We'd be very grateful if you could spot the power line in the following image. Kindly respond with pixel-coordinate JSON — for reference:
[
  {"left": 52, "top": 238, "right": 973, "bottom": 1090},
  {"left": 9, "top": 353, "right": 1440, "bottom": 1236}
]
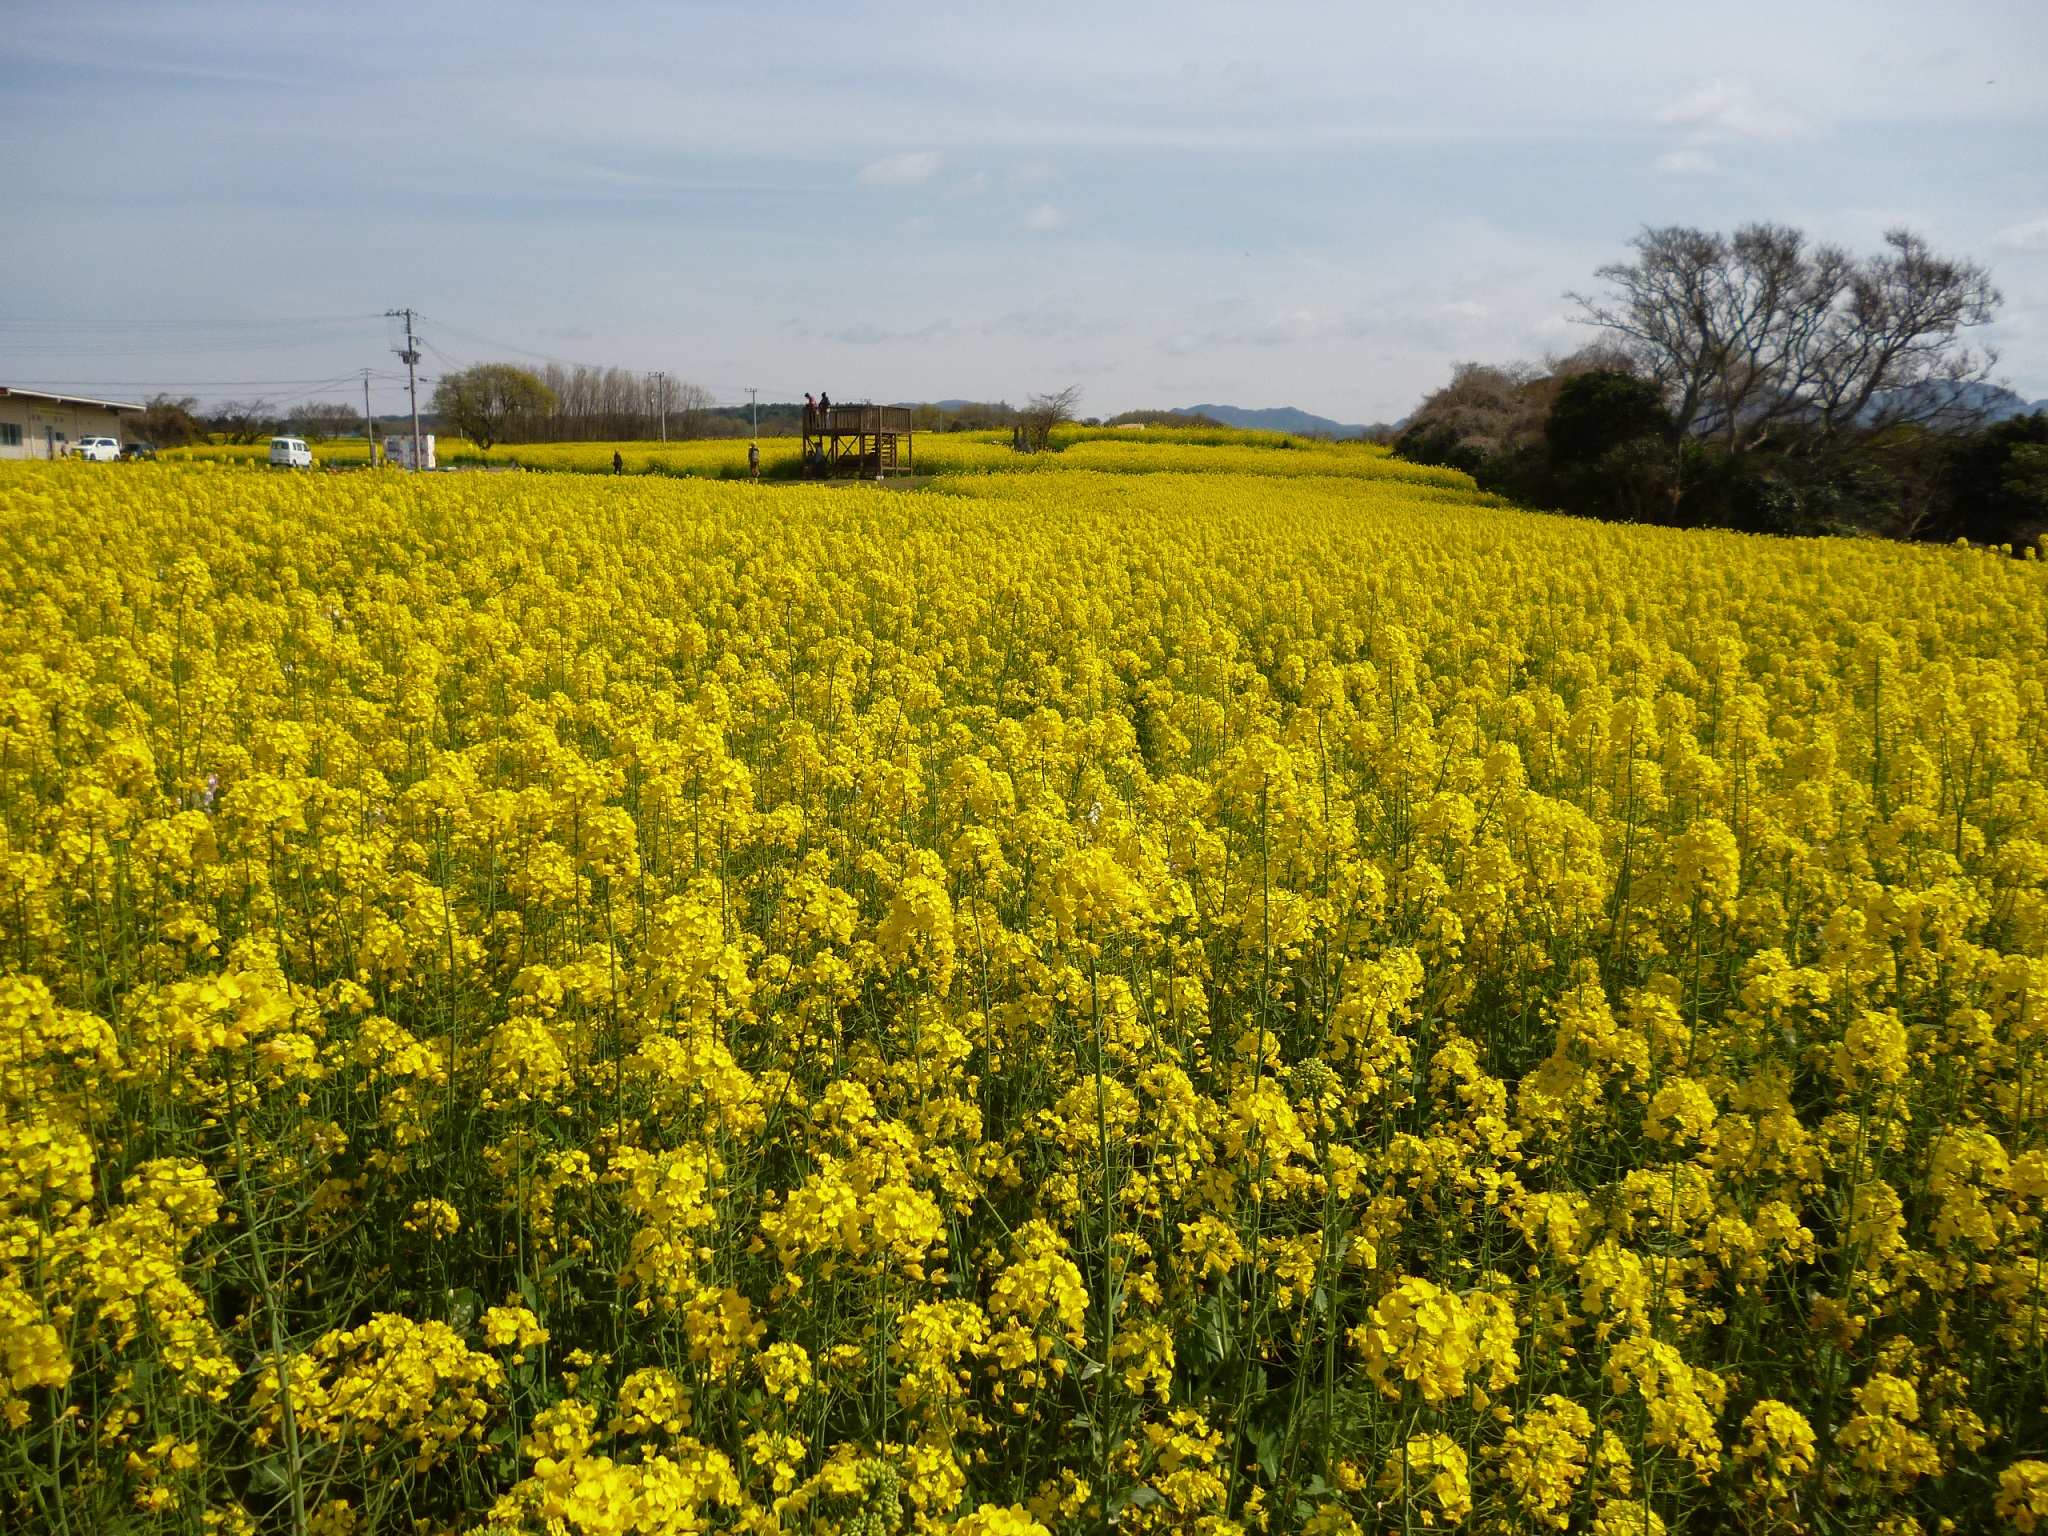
[
  {"left": 1, "top": 375, "right": 405, "bottom": 389},
  {"left": 8, "top": 307, "right": 823, "bottom": 408},
  {"left": 0, "top": 314, "right": 384, "bottom": 331},
  {"left": 409, "top": 312, "right": 812, "bottom": 400}
]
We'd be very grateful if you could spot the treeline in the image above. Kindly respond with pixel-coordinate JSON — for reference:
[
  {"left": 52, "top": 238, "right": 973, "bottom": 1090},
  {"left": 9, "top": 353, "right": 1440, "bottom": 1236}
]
[
  {"left": 129, "top": 396, "right": 368, "bottom": 448},
  {"left": 489, "top": 365, "right": 715, "bottom": 443},
  {"left": 1395, "top": 224, "right": 2048, "bottom": 548},
  {"left": 912, "top": 401, "right": 1020, "bottom": 431}
]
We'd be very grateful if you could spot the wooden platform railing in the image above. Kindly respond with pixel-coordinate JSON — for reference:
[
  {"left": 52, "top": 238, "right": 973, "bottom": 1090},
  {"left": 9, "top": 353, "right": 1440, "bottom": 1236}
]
[{"left": 804, "top": 404, "right": 913, "bottom": 435}]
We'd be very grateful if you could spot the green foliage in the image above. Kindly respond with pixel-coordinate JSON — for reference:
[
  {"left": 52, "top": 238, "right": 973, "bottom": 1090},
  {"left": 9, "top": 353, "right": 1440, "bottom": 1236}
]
[
  {"left": 1545, "top": 371, "right": 1673, "bottom": 470},
  {"left": 430, "top": 364, "right": 558, "bottom": 453}
]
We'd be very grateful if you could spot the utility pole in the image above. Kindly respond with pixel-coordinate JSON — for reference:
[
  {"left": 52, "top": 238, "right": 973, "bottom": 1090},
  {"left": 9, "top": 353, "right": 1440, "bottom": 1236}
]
[
  {"left": 361, "top": 369, "right": 377, "bottom": 467},
  {"left": 653, "top": 371, "right": 668, "bottom": 442},
  {"left": 386, "top": 308, "right": 422, "bottom": 471},
  {"left": 747, "top": 388, "right": 758, "bottom": 441}
]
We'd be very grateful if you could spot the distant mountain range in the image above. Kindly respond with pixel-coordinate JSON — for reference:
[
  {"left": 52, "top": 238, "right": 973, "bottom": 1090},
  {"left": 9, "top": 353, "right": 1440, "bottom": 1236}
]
[
  {"left": 911, "top": 400, "right": 1390, "bottom": 438},
  {"left": 1177, "top": 404, "right": 1375, "bottom": 438},
  {"left": 1866, "top": 382, "right": 2048, "bottom": 426}
]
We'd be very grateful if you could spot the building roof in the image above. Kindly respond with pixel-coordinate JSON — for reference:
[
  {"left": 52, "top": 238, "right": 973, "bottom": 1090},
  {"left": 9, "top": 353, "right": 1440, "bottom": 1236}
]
[{"left": 0, "top": 386, "right": 145, "bottom": 412}]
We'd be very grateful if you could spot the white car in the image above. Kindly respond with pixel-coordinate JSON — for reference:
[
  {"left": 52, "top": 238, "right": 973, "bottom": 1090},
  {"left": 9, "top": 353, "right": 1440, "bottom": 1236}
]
[
  {"left": 269, "top": 436, "right": 314, "bottom": 468},
  {"left": 75, "top": 436, "right": 122, "bottom": 463}
]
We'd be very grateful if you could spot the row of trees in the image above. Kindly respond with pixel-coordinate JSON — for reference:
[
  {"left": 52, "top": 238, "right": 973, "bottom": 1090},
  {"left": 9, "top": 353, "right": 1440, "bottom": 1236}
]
[
  {"left": 135, "top": 371, "right": 1094, "bottom": 457},
  {"left": 481, "top": 363, "right": 715, "bottom": 444},
  {"left": 431, "top": 370, "right": 1092, "bottom": 450},
  {"left": 1396, "top": 224, "right": 2047, "bottom": 546},
  {"left": 427, "top": 364, "right": 723, "bottom": 451},
  {"left": 129, "top": 363, "right": 725, "bottom": 455},
  {"left": 129, "top": 396, "right": 369, "bottom": 448}
]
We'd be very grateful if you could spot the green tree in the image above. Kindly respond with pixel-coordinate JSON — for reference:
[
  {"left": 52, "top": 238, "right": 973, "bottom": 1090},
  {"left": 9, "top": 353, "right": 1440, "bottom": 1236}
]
[
  {"left": 1545, "top": 370, "right": 1672, "bottom": 469},
  {"left": 1939, "top": 413, "right": 2048, "bottom": 545},
  {"left": 430, "top": 364, "right": 557, "bottom": 452}
]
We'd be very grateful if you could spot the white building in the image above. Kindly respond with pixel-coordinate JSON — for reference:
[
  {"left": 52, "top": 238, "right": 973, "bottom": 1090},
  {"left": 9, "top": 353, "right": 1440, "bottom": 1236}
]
[
  {"left": 383, "top": 434, "right": 435, "bottom": 470},
  {"left": 0, "top": 387, "right": 144, "bottom": 459}
]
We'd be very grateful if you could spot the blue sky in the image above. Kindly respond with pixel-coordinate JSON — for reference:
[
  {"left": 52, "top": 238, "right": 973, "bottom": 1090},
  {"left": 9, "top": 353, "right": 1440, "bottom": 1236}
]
[{"left": 4, "top": 0, "right": 2046, "bottom": 423}]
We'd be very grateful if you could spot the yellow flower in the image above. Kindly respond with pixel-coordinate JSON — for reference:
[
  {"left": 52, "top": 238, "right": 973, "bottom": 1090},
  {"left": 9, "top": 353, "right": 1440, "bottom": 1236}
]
[
  {"left": 402, "top": 1197, "right": 460, "bottom": 1239},
  {"left": 1349, "top": 1275, "right": 1518, "bottom": 1405},
  {"left": 1381, "top": 1432, "right": 1470, "bottom": 1526},
  {"left": 1493, "top": 1394, "right": 1592, "bottom": 1530},
  {"left": 1998, "top": 1460, "right": 2048, "bottom": 1532}
]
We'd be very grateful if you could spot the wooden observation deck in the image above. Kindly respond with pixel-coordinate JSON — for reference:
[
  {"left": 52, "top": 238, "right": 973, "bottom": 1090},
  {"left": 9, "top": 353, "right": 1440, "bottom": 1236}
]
[{"left": 802, "top": 403, "right": 914, "bottom": 478}]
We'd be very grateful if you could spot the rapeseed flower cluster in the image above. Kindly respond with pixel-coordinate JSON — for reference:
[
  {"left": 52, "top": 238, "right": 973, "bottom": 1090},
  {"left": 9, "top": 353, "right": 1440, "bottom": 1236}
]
[{"left": 1, "top": 439, "right": 2046, "bottom": 1533}]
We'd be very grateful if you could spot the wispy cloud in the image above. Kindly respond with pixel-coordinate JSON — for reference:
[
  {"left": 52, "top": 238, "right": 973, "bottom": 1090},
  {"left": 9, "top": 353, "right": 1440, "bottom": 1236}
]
[
  {"left": 1999, "top": 214, "right": 2048, "bottom": 252},
  {"left": 1017, "top": 202, "right": 1070, "bottom": 231},
  {"left": 857, "top": 150, "right": 943, "bottom": 186},
  {"left": 984, "top": 301, "right": 1099, "bottom": 342},
  {"left": 950, "top": 170, "right": 989, "bottom": 197},
  {"left": 896, "top": 215, "right": 937, "bottom": 235},
  {"left": 1656, "top": 80, "right": 1813, "bottom": 143},
  {"left": 817, "top": 318, "right": 956, "bottom": 345},
  {"left": 1008, "top": 160, "right": 1058, "bottom": 185},
  {"left": 1655, "top": 147, "right": 1719, "bottom": 175},
  {"left": 1156, "top": 306, "right": 1367, "bottom": 356}
]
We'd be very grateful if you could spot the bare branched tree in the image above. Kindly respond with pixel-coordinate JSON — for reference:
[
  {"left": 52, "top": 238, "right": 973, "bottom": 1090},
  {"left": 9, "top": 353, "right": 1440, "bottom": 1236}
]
[
  {"left": 1811, "top": 230, "right": 2003, "bottom": 437},
  {"left": 208, "top": 400, "right": 279, "bottom": 444},
  {"left": 1573, "top": 224, "right": 2000, "bottom": 457},
  {"left": 670, "top": 382, "right": 715, "bottom": 441},
  {"left": 136, "top": 394, "right": 204, "bottom": 447},
  {"left": 289, "top": 402, "right": 364, "bottom": 442},
  {"left": 1020, "top": 385, "right": 1082, "bottom": 452},
  {"left": 499, "top": 365, "right": 717, "bottom": 441}
]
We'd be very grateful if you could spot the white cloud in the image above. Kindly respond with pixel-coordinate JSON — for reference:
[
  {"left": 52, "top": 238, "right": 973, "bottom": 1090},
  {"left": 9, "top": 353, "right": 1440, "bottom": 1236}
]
[
  {"left": 819, "top": 318, "right": 956, "bottom": 345},
  {"left": 856, "top": 150, "right": 943, "bottom": 186},
  {"left": 1655, "top": 147, "right": 1719, "bottom": 174},
  {"left": 1018, "top": 202, "right": 1070, "bottom": 231},
  {"left": 1008, "top": 160, "right": 1058, "bottom": 185},
  {"left": 950, "top": 170, "right": 989, "bottom": 197},
  {"left": 985, "top": 301, "right": 1094, "bottom": 341},
  {"left": 1656, "top": 80, "right": 1812, "bottom": 143},
  {"left": 896, "top": 215, "right": 937, "bottom": 235},
  {"left": 1154, "top": 306, "right": 1368, "bottom": 355},
  {"left": 1999, "top": 215, "right": 2048, "bottom": 251}
]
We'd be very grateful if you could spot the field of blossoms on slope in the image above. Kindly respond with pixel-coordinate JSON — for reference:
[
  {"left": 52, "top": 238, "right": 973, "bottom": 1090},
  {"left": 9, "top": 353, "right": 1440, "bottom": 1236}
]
[{"left": 3, "top": 442, "right": 2048, "bottom": 1536}]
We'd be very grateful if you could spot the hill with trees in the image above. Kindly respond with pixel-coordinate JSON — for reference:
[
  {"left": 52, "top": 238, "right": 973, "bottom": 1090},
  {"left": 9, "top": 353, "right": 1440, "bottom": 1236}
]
[{"left": 1393, "top": 223, "right": 2047, "bottom": 548}]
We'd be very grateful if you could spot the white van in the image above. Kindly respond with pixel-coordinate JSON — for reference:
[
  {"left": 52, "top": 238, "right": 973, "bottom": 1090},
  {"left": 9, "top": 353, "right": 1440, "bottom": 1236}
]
[
  {"left": 75, "top": 436, "right": 122, "bottom": 463},
  {"left": 269, "top": 436, "right": 313, "bottom": 468}
]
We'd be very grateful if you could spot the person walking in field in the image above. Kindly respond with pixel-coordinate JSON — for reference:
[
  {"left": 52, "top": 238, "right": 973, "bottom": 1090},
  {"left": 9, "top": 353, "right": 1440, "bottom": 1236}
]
[
  {"left": 612, "top": 450, "right": 623, "bottom": 475},
  {"left": 748, "top": 441, "right": 761, "bottom": 481}
]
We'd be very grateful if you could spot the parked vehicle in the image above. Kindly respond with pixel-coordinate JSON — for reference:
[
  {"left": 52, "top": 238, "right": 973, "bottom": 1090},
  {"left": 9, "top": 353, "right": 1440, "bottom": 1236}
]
[
  {"left": 268, "top": 436, "right": 313, "bottom": 468},
  {"left": 75, "top": 437, "right": 122, "bottom": 463},
  {"left": 122, "top": 442, "right": 156, "bottom": 461}
]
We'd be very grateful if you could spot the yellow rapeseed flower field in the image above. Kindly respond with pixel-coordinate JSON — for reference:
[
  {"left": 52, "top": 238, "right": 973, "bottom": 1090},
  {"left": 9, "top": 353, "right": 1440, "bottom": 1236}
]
[{"left": 3, "top": 441, "right": 2047, "bottom": 1535}]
